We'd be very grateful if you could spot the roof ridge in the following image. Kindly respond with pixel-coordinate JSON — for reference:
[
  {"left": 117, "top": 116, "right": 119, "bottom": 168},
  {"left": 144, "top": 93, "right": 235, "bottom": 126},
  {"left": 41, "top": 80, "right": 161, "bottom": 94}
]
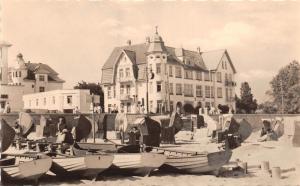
[{"left": 201, "top": 49, "right": 226, "bottom": 53}]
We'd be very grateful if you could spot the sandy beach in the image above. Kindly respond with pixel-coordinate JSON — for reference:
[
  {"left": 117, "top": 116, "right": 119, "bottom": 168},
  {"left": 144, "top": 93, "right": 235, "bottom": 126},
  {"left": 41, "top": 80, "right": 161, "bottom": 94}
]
[{"left": 31, "top": 129, "right": 300, "bottom": 186}]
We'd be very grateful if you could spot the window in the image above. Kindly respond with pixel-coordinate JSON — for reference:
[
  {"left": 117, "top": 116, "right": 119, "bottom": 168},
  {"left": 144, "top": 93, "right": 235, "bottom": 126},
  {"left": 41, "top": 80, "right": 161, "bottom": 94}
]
[
  {"left": 125, "top": 68, "right": 130, "bottom": 77},
  {"left": 157, "top": 82, "right": 162, "bottom": 92},
  {"left": 119, "top": 69, "right": 124, "bottom": 78},
  {"left": 217, "top": 87, "right": 223, "bottom": 98},
  {"left": 169, "top": 83, "right": 173, "bottom": 95},
  {"left": 211, "top": 86, "right": 215, "bottom": 98},
  {"left": 217, "top": 72, "right": 222, "bottom": 82},
  {"left": 204, "top": 72, "right": 210, "bottom": 81},
  {"left": 43, "top": 98, "right": 47, "bottom": 105},
  {"left": 222, "top": 61, "right": 224, "bottom": 69},
  {"left": 156, "top": 55, "right": 160, "bottom": 58},
  {"left": 228, "top": 74, "right": 232, "bottom": 82},
  {"left": 225, "top": 61, "right": 227, "bottom": 70},
  {"left": 39, "top": 87, "right": 45, "bottom": 92},
  {"left": 169, "top": 66, "right": 173, "bottom": 77},
  {"left": 156, "top": 63, "right": 161, "bottom": 74},
  {"left": 127, "top": 102, "right": 131, "bottom": 113},
  {"left": 176, "top": 84, "right": 182, "bottom": 95},
  {"left": 205, "top": 86, "right": 211, "bottom": 98},
  {"left": 19, "top": 71, "right": 21, "bottom": 77},
  {"left": 39, "top": 75, "right": 45, "bottom": 81},
  {"left": 184, "top": 70, "right": 193, "bottom": 79},
  {"left": 0, "top": 94, "right": 8, "bottom": 99},
  {"left": 67, "top": 96, "right": 72, "bottom": 104},
  {"left": 107, "top": 86, "right": 112, "bottom": 99},
  {"left": 196, "top": 85, "right": 202, "bottom": 97},
  {"left": 52, "top": 96, "right": 55, "bottom": 104},
  {"left": 36, "top": 99, "right": 39, "bottom": 106},
  {"left": 126, "top": 85, "right": 130, "bottom": 94},
  {"left": 108, "top": 104, "right": 112, "bottom": 113},
  {"left": 175, "top": 66, "right": 182, "bottom": 78},
  {"left": 120, "top": 85, "right": 125, "bottom": 95},
  {"left": 225, "top": 73, "right": 228, "bottom": 81},
  {"left": 184, "top": 84, "right": 193, "bottom": 97},
  {"left": 196, "top": 72, "right": 202, "bottom": 80}
]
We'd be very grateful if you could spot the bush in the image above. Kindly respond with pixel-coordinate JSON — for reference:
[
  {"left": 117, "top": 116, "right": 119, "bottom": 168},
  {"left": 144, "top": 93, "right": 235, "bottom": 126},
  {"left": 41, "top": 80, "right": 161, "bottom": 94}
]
[{"left": 218, "top": 104, "right": 230, "bottom": 114}]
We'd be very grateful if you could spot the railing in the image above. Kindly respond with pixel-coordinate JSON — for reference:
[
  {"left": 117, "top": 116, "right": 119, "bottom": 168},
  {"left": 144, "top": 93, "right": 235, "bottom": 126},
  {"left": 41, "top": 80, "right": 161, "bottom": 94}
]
[
  {"left": 119, "top": 76, "right": 132, "bottom": 83},
  {"left": 225, "top": 80, "right": 237, "bottom": 86},
  {"left": 120, "top": 94, "right": 131, "bottom": 101}
]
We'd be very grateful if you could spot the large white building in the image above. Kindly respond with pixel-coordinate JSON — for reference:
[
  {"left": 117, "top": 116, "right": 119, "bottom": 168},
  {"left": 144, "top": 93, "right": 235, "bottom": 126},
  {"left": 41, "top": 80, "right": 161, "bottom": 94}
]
[
  {"left": 101, "top": 30, "right": 237, "bottom": 114},
  {"left": 23, "top": 89, "right": 99, "bottom": 113},
  {"left": 0, "top": 41, "right": 65, "bottom": 112}
]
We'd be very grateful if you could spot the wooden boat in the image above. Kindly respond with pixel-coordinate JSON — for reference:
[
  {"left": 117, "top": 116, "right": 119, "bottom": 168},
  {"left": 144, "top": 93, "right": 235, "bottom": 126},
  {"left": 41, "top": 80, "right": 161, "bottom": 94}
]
[
  {"left": 49, "top": 153, "right": 114, "bottom": 179},
  {"left": 77, "top": 141, "right": 231, "bottom": 175},
  {"left": 0, "top": 154, "right": 52, "bottom": 183},
  {"left": 106, "top": 152, "right": 166, "bottom": 176},
  {"left": 156, "top": 148, "right": 232, "bottom": 174},
  {"left": 1, "top": 119, "right": 52, "bottom": 183},
  {"left": 73, "top": 143, "right": 166, "bottom": 176}
]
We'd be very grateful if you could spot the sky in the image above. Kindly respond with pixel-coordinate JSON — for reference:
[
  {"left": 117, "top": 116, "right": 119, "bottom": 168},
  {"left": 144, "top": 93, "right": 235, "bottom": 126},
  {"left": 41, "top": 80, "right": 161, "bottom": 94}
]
[{"left": 2, "top": 1, "right": 300, "bottom": 103}]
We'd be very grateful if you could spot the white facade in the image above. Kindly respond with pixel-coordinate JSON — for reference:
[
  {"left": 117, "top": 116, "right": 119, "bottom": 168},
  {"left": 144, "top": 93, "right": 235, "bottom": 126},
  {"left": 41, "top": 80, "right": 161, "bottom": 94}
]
[
  {"left": 23, "top": 89, "right": 99, "bottom": 113},
  {"left": 0, "top": 42, "right": 64, "bottom": 112},
  {"left": 101, "top": 31, "right": 237, "bottom": 114}
]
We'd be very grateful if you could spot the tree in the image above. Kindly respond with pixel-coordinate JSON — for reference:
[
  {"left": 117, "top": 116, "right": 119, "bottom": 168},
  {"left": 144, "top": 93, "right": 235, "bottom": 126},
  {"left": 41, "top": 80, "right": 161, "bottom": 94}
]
[
  {"left": 236, "top": 82, "right": 258, "bottom": 113},
  {"left": 218, "top": 104, "right": 230, "bottom": 114},
  {"left": 269, "top": 60, "right": 300, "bottom": 113},
  {"left": 74, "top": 81, "right": 104, "bottom": 110}
]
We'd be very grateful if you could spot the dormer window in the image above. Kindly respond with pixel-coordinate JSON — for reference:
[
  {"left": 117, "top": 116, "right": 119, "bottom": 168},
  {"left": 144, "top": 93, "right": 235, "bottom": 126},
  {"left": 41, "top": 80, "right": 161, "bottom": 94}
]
[
  {"left": 150, "top": 55, "right": 154, "bottom": 59},
  {"left": 156, "top": 55, "right": 160, "bottom": 59},
  {"left": 162, "top": 55, "right": 166, "bottom": 59}
]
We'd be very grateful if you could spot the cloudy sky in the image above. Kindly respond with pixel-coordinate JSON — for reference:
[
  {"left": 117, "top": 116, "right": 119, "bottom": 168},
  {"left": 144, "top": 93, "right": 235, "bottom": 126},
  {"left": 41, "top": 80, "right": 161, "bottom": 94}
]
[{"left": 3, "top": 1, "right": 300, "bottom": 102}]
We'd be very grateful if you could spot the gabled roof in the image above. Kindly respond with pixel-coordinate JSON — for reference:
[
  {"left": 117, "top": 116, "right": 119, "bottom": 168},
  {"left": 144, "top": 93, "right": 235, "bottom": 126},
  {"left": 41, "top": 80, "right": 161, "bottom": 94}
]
[
  {"left": 201, "top": 49, "right": 226, "bottom": 70},
  {"left": 24, "top": 63, "right": 65, "bottom": 82},
  {"left": 101, "top": 42, "right": 236, "bottom": 84}
]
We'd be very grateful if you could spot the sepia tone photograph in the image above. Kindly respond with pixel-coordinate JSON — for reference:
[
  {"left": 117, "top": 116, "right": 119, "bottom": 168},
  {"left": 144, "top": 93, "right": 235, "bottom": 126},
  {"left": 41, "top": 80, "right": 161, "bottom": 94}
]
[{"left": 0, "top": 0, "right": 300, "bottom": 185}]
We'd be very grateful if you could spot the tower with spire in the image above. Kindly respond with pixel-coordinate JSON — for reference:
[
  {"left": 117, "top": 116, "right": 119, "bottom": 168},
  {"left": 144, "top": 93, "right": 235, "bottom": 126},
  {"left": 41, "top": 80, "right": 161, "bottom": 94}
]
[{"left": 146, "top": 27, "right": 169, "bottom": 113}]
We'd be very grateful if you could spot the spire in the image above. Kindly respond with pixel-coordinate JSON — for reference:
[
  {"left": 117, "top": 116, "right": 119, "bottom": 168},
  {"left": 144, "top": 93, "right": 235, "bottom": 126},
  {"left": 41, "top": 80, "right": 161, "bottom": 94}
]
[{"left": 147, "top": 27, "right": 167, "bottom": 54}]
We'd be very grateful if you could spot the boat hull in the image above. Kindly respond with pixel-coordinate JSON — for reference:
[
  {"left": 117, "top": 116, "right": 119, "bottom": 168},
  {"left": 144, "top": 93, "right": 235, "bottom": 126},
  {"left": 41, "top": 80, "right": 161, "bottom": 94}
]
[
  {"left": 1, "top": 156, "right": 52, "bottom": 182},
  {"left": 159, "top": 149, "right": 232, "bottom": 174},
  {"left": 105, "top": 153, "right": 166, "bottom": 176},
  {"left": 50, "top": 154, "right": 113, "bottom": 179}
]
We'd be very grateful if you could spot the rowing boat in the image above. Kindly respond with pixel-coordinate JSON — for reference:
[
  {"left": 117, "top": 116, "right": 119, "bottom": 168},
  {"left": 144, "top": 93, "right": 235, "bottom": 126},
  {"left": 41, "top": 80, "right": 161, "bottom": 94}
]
[
  {"left": 73, "top": 143, "right": 166, "bottom": 176},
  {"left": 106, "top": 152, "right": 166, "bottom": 176},
  {"left": 49, "top": 153, "right": 114, "bottom": 179},
  {"left": 0, "top": 154, "right": 52, "bottom": 183},
  {"left": 156, "top": 148, "right": 232, "bottom": 174},
  {"left": 77, "top": 141, "right": 231, "bottom": 175}
]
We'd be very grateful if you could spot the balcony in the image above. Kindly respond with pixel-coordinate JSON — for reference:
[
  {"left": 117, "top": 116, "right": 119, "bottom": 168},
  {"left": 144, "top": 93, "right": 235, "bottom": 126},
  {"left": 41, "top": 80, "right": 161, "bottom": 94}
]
[
  {"left": 119, "top": 76, "right": 133, "bottom": 83},
  {"left": 225, "top": 80, "right": 237, "bottom": 87},
  {"left": 120, "top": 94, "right": 131, "bottom": 101}
]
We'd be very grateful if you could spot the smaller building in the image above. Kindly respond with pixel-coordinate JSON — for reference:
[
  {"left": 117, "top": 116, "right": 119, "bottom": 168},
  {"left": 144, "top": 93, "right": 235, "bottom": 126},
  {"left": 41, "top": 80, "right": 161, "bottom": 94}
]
[{"left": 23, "top": 89, "right": 99, "bottom": 113}]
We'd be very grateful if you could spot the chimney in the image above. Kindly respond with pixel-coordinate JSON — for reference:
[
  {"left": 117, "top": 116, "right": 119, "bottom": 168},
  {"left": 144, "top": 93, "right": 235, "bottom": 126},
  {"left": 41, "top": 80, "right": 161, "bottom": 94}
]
[
  {"left": 197, "top": 47, "right": 201, "bottom": 54},
  {"left": 127, "top": 40, "right": 131, "bottom": 46},
  {"left": 145, "top": 37, "right": 150, "bottom": 44}
]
